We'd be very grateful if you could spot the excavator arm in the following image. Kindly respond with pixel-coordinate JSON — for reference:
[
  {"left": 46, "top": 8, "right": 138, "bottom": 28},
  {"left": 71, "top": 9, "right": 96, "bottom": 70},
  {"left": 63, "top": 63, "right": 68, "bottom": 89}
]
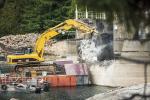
[
  {"left": 35, "top": 19, "right": 95, "bottom": 58},
  {"left": 7, "top": 19, "right": 96, "bottom": 64}
]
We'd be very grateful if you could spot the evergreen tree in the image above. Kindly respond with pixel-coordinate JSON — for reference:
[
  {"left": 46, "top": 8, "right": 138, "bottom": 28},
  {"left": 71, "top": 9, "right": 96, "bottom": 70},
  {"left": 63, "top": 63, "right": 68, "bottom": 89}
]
[
  {"left": 0, "top": 0, "right": 5, "bottom": 8},
  {"left": 21, "top": 0, "right": 75, "bottom": 33},
  {"left": 0, "top": 0, "right": 75, "bottom": 36},
  {"left": 0, "top": 0, "right": 24, "bottom": 36}
]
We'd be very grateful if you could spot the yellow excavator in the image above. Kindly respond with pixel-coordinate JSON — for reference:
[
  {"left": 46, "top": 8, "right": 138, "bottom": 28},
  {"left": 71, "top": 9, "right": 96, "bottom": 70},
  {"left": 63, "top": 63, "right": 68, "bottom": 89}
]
[{"left": 7, "top": 19, "right": 96, "bottom": 71}]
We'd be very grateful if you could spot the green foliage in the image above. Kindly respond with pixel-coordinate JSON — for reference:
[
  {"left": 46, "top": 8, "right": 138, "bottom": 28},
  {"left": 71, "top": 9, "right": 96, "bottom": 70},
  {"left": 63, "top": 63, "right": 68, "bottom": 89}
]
[
  {"left": 0, "top": 0, "right": 24, "bottom": 36},
  {"left": 0, "top": 0, "right": 5, "bottom": 8},
  {"left": 0, "top": 0, "right": 75, "bottom": 37}
]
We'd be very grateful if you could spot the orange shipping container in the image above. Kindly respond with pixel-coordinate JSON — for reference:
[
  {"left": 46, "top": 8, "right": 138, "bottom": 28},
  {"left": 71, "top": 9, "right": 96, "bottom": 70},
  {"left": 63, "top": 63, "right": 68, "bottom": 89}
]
[
  {"left": 46, "top": 75, "right": 58, "bottom": 87},
  {"left": 45, "top": 75, "right": 77, "bottom": 87},
  {"left": 70, "top": 76, "right": 77, "bottom": 86},
  {"left": 58, "top": 75, "right": 70, "bottom": 86}
]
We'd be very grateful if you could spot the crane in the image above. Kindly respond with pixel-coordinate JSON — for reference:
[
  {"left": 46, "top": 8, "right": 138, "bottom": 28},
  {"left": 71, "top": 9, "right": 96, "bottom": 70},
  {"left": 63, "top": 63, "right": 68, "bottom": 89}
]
[{"left": 7, "top": 19, "right": 96, "bottom": 71}]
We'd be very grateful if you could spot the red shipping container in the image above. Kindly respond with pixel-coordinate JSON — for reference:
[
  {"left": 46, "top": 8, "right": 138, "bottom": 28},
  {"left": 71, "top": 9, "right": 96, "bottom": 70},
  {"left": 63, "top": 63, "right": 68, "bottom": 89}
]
[
  {"left": 46, "top": 75, "right": 58, "bottom": 87},
  {"left": 58, "top": 75, "right": 70, "bottom": 86},
  {"left": 45, "top": 75, "right": 77, "bottom": 87},
  {"left": 70, "top": 76, "right": 77, "bottom": 86}
]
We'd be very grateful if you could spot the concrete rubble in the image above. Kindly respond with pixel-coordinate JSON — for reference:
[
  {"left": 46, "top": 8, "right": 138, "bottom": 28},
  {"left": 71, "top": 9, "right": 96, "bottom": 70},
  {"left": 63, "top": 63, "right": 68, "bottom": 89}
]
[
  {"left": 87, "top": 83, "right": 150, "bottom": 100},
  {"left": 0, "top": 33, "right": 39, "bottom": 49},
  {"left": 0, "top": 33, "right": 76, "bottom": 57},
  {"left": 79, "top": 39, "right": 106, "bottom": 62}
]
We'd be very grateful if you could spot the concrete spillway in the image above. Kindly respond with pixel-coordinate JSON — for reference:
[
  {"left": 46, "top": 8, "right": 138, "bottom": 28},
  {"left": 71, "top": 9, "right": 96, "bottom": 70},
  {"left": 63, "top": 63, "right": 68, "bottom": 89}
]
[
  {"left": 90, "top": 60, "right": 150, "bottom": 87},
  {"left": 89, "top": 40, "right": 150, "bottom": 87}
]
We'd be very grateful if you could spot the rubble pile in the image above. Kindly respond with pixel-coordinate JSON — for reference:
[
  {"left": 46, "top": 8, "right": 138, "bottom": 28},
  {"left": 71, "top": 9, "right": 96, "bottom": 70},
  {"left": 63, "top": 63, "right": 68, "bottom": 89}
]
[
  {"left": 0, "top": 33, "right": 39, "bottom": 49},
  {"left": 0, "top": 34, "right": 75, "bottom": 57}
]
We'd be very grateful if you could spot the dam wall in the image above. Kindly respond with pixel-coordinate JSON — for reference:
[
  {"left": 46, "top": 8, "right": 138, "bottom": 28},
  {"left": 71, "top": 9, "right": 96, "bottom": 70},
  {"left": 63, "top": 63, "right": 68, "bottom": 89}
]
[{"left": 90, "top": 40, "right": 150, "bottom": 86}]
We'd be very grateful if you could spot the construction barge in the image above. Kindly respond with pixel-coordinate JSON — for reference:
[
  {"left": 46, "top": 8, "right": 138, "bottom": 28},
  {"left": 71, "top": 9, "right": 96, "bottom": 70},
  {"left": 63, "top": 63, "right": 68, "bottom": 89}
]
[{"left": 0, "top": 60, "right": 91, "bottom": 92}]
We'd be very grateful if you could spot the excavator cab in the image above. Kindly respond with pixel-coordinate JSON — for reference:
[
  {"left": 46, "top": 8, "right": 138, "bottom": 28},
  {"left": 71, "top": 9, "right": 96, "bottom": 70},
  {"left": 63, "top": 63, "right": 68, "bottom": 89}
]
[
  {"left": 14, "top": 47, "right": 33, "bottom": 55},
  {"left": 24, "top": 47, "right": 33, "bottom": 54}
]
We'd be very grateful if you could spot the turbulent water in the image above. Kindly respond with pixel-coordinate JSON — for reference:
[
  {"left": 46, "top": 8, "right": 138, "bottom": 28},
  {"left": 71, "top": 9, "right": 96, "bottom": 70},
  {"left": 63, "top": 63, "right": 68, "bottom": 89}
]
[
  {"left": 78, "top": 39, "right": 106, "bottom": 62},
  {"left": 78, "top": 33, "right": 114, "bottom": 63}
]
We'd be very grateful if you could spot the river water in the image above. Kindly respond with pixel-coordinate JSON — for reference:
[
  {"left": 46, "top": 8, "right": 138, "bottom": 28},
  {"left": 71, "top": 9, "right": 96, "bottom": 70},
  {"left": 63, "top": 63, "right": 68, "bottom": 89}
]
[{"left": 0, "top": 85, "right": 115, "bottom": 100}]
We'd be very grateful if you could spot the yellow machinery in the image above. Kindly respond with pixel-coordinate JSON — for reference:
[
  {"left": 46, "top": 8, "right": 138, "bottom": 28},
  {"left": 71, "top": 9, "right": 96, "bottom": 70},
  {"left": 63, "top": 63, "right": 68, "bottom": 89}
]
[{"left": 7, "top": 19, "right": 95, "bottom": 71}]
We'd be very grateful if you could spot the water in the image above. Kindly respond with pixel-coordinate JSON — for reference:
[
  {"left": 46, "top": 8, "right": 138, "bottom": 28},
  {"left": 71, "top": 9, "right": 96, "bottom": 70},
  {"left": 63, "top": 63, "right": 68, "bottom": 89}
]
[{"left": 0, "top": 86, "right": 114, "bottom": 100}]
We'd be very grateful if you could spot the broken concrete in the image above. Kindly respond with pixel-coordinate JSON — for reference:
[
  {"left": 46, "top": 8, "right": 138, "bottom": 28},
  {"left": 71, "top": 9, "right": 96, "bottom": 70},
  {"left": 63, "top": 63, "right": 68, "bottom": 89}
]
[
  {"left": 0, "top": 33, "right": 39, "bottom": 49},
  {"left": 0, "top": 34, "right": 78, "bottom": 58}
]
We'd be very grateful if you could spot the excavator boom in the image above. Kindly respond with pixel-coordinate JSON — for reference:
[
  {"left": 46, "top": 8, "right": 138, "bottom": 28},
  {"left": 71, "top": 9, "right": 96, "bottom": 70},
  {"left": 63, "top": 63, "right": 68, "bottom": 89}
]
[{"left": 35, "top": 19, "right": 95, "bottom": 58}]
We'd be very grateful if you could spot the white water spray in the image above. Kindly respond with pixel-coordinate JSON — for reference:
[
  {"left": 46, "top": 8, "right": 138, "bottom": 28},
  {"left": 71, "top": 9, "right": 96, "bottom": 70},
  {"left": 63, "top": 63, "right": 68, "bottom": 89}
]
[{"left": 78, "top": 38, "right": 107, "bottom": 63}]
